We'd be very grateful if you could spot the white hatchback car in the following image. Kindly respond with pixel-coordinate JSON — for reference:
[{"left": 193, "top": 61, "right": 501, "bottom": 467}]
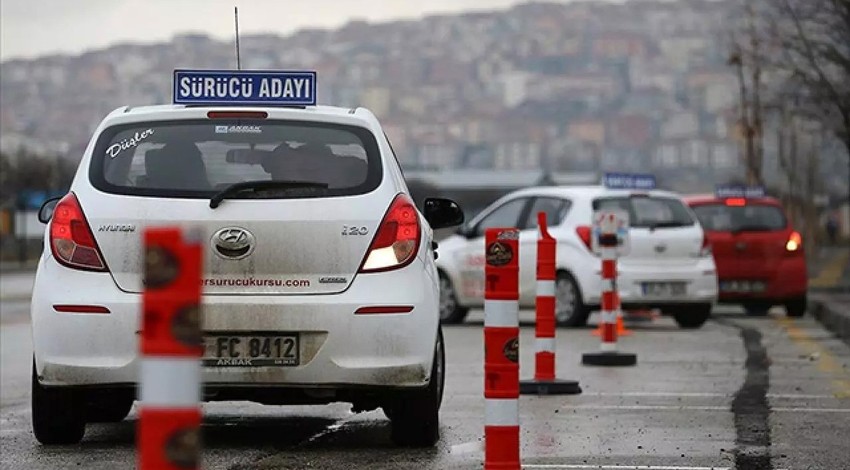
[
  {"left": 31, "top": 86, "right": 463, "bottom": 446},
  {"left": 437, "top": 185, "right": 718, "bottom": 328}
]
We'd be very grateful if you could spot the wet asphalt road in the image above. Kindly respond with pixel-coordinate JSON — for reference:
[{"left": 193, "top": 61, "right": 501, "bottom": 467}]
[{"left": 2, "top": 301, "right": 850, "bottom": 470}]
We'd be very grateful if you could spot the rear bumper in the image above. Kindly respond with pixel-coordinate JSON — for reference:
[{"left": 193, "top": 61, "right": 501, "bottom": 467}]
[
  {"left": 32, "top": 255, "right": 439, "bottom": 389},
  {"left": 716, "top": 256, "right": 807, "bottom": 302},
  {"left": 581, "top": 257, "right": 718, "bottom": 307}
]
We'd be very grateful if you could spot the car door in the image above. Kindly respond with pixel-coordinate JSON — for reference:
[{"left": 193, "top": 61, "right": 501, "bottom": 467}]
[
  {"left": 516, "top": 197, "right": 571, "bottom": 307},
  {"left": 455, "top": 197, "right": 532, "bottom": 307}
]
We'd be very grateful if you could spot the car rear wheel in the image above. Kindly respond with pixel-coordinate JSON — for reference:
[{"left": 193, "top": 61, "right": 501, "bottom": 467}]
[
  {"left": 744, "top": 303, "right": 771, "bottom": 316},
  {"left": 438, "top": 271, "right": 469, "bottom": 324},
  {"left": 386, "top": 327, "right": 444, "bottom": 447},
  {"left": 555, "top": 272, "right": 590, "bottom": 327},
  {"left": 32, "top": 361, "right": 86, "bottom": 445},
  {"left": 785, "top": 296, "right": 806, "bottom": 317},
  {"left": 672, "top": 304, "right": 712, "bottom": 329}
]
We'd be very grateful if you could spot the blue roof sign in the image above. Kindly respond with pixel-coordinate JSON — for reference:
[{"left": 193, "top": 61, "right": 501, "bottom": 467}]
[
  {"left": 715, "top": 185, "right": 765, "bottom": 199},
  {"left": 602, "top": 172, "right": 656, "bottom": 190},
  {"left": 173, "top": 70, "right": 317, "bottom": 106}
]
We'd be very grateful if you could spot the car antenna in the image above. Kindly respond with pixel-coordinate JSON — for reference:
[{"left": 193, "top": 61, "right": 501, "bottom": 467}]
[{"left": 234, "top": 6, "right": 242, "bottom": 70}]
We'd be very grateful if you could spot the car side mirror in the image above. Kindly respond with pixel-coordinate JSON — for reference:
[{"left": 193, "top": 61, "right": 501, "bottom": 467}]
[
  {"left": 38, "top": 197, "right": 61, "bottom": 224},
  {"left": 423, "top": 197, "right": 464, "bottom": 229}
]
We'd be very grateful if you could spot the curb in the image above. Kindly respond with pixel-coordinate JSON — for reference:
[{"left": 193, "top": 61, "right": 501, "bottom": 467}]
[{"left": 810, "top": 295, "right": 850, "bottom": 347}]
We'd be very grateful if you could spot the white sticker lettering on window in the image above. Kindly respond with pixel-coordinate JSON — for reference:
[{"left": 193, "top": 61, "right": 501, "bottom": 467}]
[{"left": 106, "top": 129, "right": 155, "bottom": 159}]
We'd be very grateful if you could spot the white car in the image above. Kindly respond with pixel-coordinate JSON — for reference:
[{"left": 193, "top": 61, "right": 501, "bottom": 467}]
[
  {"left": 31, "top": 71, "right": 463, "bottom": 446},
  {"left": 436, "top": 185, "right": 718, "bottom": 328}
]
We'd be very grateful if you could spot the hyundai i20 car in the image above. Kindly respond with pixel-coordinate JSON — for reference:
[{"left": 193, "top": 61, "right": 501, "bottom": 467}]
[
  {"left": 437, "top": 186, "right": 718, "bottom": 329},
  {"left": 685, "top": 194, "right": 807, "bottom": 316},
  {"left": 31, "top": 75, "right": 464, "bottom": 446}
]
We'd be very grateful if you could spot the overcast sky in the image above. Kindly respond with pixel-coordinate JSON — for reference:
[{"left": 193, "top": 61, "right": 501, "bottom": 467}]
[{"left": 0, "top": 0, "right": 587, "bottom": 61}]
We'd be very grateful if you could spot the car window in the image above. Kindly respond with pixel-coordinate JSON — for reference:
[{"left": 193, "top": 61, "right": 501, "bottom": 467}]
[
  {"left": 692, "top": 204, "right": 787, "bottom": 232},
  {"left": 521, "top": 197, "right": 570, "bottom": 230},
  {"left": 90, "top": 119, "right": 382, "bottom": 199},
  {"left": 473, "top": 198, "right": 528, "bottom": 237},
  {"left": 593, "top": 196, "right": 695, "bottom": 228}
]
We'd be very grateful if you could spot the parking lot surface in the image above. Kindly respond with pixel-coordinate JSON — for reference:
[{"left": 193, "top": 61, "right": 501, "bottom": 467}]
[{"left": 2, "top": 299, "right": 849, "bottom": 469}]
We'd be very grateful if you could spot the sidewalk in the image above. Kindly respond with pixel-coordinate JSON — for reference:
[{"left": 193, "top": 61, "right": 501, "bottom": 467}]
[
  {"left": 808, "top": 245, "right": 850, "bottom": 293},
  {"left": 810, "top": 293, "right": 850, "bottom": 347}
]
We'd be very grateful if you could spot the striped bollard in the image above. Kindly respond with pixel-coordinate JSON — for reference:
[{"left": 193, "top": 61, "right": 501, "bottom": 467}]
[
  {"left": 520, "top": 212, "right": 581, "bottom": 395},
  {"left": 582, "top": 213, "right": 637, "bottom": 367},
  {"left": 139, "top": 228, "right": 204, "bottom": 470},
  {"left": 484, "top": 228, "right": 520, "bottom": 470}
]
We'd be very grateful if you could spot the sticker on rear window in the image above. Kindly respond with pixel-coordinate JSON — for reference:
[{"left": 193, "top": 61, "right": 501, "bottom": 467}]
[
  {"left": 105, "top": 128, "right": 154, "bottom": 158},
  {"left": 215, "top": 125, "right": 262, "bottom": 134}
]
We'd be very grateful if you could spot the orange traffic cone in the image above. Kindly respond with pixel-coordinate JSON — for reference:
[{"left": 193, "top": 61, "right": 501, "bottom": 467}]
[
  {"left": 616, "top": 312, "right": 632, "bottom": 336},
  {"left": 591, "top": 321, "right": 603, "bottom": 336}
]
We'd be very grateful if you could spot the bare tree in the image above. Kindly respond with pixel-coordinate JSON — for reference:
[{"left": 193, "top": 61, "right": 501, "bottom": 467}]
[
  {"left": 728, "top": 2, "right": 767, "bottom": 186},
  {"left": 766, "top": 0, "right": 850, "bottom": 181}
]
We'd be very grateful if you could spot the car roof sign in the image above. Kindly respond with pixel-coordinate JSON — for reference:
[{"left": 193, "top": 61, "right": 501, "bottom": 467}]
[
  {"left": 715, "top": 185, "right": 765, "bottom": 199},
  {"left": 173, "top": 69, "right": 317, "bottom": 106},
  {"left": 602, "top": 172, "right": 656, "bottom": 190}
]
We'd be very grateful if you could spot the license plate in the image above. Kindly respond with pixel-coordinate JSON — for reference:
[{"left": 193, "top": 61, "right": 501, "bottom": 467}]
[
  {"left": 203, "top": 334, "right": 299, "bottom": 367},
  {"left": 720, "top": 280, "right": 766, "bottom": 293},
  {"left": 641, "top": 282, "right": 686, "bottom": 297}
]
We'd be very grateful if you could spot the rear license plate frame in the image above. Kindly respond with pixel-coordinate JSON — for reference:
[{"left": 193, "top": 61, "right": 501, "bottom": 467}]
[
  {"left": 720, "top": 280, "right": 766, "bottom": 293},
  {"left": 641, "top": 282, "right": 687, "bottom": 297},
  {"left": 203, "top": 333, "right": 300, "bottom": 367}
]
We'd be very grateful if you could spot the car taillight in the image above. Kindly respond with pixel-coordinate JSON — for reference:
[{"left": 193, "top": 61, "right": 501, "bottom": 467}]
[
  {"left": 49, "top": 193, "right": 108, "bottom": 272},
  {"left": 699, "top": 234, "right": 712, "bottom": 257},
  {"left": 786, "top": 231, "right": 802, "bottom": 252},
  {"left": 576, "top": 225, "right": 593, "bottom": 252},
  {"left": 359, "top": 194, "right": 421, "bottom": 273}
]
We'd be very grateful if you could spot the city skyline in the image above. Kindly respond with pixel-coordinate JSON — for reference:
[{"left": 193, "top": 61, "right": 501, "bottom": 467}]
[{"left": 0, "top": 0, "right": 595, "bottom": 61}]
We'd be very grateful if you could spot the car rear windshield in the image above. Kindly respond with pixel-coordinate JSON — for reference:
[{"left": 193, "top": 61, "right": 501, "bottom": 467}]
[
  {"left": 592, "top": 196, "right": 695, "bottom": 229},
  {"left": 692, "top": 203, "right": 787, "bottom": 232},
  {"left": 89, "top": 119, "right": 382, "bottom": 199}
]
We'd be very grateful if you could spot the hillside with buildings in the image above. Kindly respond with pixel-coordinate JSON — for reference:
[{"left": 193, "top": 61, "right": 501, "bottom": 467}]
[{"left": 0, "top": 0, "right": 847, "bottom": 197}]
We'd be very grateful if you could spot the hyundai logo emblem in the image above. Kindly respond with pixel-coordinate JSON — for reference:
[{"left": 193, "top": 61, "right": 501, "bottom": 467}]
[
  {"left": 212, "top": 227, "right": 255, "bottom": 260},
  {"left": 654, "top": 243, "right": 667, "bottom": 254}
]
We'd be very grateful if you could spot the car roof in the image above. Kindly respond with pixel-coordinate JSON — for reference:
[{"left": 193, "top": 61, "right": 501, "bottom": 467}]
[
  {"left": 682, "top": 194, "right": 783, "bottom": 206},
  {"left": 506, "top": 185, "right": 686, "bottom": 201}
]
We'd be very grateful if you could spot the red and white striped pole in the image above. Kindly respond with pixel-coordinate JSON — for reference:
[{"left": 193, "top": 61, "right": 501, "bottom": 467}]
[
  {"left": 582, "top": 213, "right": 636, "bottom": 367},
  {"left": 484, "top": 227, "right": 520, "bottom": 470},
  {"left": 520, "top": 212, "right": 581, "bottom": 395},
  {"left": 138, "top": 227, "right": 203, "bottom": 470}
]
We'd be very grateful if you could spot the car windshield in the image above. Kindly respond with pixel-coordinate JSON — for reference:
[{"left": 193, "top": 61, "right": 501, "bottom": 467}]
[
  {"left": 90, "top": 119, "right": 382, "bottom": 199},
  {"left": 592, "top": 196, "right": 695, "bottom": 229},
  {"left": 692, "top": 203, "right": 787, "bottom": 232}
]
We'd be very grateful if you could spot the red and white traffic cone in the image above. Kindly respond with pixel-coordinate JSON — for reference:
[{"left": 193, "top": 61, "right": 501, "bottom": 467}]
[
  {"left": 520, "top": 212, "right": 581, "bottom": 395},
  {"left": 484, "top": 227, "right": 520, "bottom": 470},
  {"left": 582, "top": 228, "right": 636, "bottom": 367},
  {"left": 138, "top": 227, "right": 204, "bottom": 470}
]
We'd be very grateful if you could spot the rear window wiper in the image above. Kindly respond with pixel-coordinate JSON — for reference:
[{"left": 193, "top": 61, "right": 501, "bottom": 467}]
[
  {"left": 209, "top": 180, "right": 329, "bottom": 209},
  {"left": 643, "top": 221, "right": 692, "bottom": 231}
]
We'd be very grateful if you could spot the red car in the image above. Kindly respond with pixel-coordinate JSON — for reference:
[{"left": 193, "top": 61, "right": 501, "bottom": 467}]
[{"left": 685, "top": 194, "right": 807, "bottom": 316}]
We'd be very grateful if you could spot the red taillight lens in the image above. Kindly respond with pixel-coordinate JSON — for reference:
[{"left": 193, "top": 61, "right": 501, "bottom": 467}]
[
  {"left": 359, "top": 194, "right": 421, "bottom": 273},
  {"left": 206, "top": 111, "right": 268, "bottom": 119},
  {"left": 49, "top": 193, "right": 108, "bottom": 271},
  {"left": 576, "top": 225, "right": 593, "bottom": 252},
  {"left": 786, "top": 231, "right": 802, "bottom": 252},
  {"left": 725, "top": 198, "right": 746, "bottom": 206}
]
